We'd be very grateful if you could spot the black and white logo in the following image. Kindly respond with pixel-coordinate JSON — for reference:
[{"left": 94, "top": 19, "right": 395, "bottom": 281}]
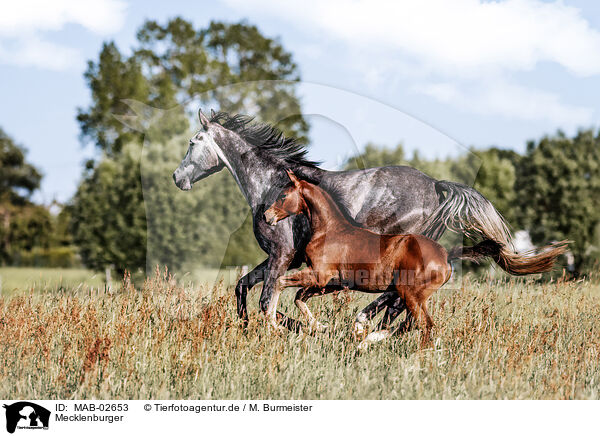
[{"left": 3, "top": 402, "right": 50, "bottom": 433}]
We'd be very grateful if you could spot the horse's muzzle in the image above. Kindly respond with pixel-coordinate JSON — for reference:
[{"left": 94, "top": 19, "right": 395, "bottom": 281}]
[{"left": 173, "top": 172, "right": 192, "bottom": 191}]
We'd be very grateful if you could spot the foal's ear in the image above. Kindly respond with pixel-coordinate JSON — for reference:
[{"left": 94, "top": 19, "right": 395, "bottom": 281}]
[
  {"left": 198, "top": 108, "right": 209, "bottom": 130},
  {"left": 286, "top": 169, "right": 300, "bottom": 185},
  {"left": 210, "top": 109, "right": 216, "bottom": 118}
]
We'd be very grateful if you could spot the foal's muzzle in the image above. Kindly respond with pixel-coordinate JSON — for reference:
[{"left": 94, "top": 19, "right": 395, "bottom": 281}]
[{"left": 264, "top": 208, "right": 279, "bottom": 226}]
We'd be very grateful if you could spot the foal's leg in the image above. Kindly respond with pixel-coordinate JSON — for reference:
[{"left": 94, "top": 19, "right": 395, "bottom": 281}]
[
  {"left": 399, "top": 294, "right": 434, "bottom": 347},
  {"left": 267, "top": 268, "right": 317, "bottom": 334},
  {"left": 295, "top": 287, "right": 334, "bottom": 333}
]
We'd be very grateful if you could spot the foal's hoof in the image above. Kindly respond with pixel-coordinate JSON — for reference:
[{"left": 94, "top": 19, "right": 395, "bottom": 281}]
[{"left": 268, "top": 322, "right": 288, "bottom": 336}]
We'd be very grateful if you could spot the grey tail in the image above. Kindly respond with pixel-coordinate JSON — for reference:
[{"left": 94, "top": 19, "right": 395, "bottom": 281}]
[{"left": 424, "top": 180, "right": 568, "bottom": 275}]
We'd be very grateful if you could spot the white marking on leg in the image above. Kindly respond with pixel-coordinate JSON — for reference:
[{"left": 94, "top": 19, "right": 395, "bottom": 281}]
[{"left": 358, "top": 329, "right": 392, "bottom": 350}]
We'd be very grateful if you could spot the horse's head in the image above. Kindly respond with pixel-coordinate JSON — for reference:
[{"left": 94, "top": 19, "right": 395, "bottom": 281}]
[
  {"left": 264, "top": 170, "right": 306, "bottom": 225},
  {"left": 173, "top": 109, "right": 225, "bottom": 190}
]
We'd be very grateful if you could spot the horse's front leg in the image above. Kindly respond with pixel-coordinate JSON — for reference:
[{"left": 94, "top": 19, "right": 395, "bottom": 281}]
[
  {"left": 259, "top": 245, "right": 297, "bottom": 330},
  {"left": 234, "top": 259, "right": 268, "bottom": 327}
]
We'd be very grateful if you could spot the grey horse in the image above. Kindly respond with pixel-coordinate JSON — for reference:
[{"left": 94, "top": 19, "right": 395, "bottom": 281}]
[{"left": 173, "top": 109, "right": 565, "bottom": 333}]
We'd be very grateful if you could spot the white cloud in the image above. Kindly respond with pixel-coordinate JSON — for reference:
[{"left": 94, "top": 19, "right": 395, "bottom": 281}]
[
  {"left": 0, "top": 0, "right": 127, "bottom": 70},
  {"left": 0, "top": 36, "right": 79, "bottom": 70},
  {"left": 413, "top": 83, "right": 460, "bottom": 104},
  {"left": 0, "top": 0, "right": 127, "bottom": 36},
  {"left": 222, "top": 0, "right": 598, "bottom": 125},
  {"left": 223, "top": 0, "right": 600, "bottom": 77},
  {"left": 414, "top": 79, "right": 594, "bottom": 125}
]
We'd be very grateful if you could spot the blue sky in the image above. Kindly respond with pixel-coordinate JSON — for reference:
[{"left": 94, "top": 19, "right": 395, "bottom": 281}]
[{"left": 1, "top": 0, "right": 599, "bottom": 203}]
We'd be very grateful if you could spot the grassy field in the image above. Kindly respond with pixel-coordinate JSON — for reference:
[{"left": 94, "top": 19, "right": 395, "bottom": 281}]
[
  {"left": 0, "top": 267, "right": 238, "bottom": 297},
  {"left": 0, "top": 267, "right": 105, "bottom": 295},
  {"left": 0, "top": 268, "right": 599, "bottom": 399}
]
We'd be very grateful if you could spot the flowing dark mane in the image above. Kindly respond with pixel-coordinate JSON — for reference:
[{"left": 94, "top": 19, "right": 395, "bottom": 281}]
[{"left": 209, "top": 111, "right": 320, "bottom": 168}]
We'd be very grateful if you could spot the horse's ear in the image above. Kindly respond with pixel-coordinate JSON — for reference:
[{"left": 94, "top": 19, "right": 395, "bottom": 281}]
[
  {"left": 198, "top": 108, "right": 209, "bottom": 130},
  {"left": 286, "top": 169, "right": 300, "bottom": 185},
  {"left": 210, "top": 109, "right": 216, "bottom": 118}
]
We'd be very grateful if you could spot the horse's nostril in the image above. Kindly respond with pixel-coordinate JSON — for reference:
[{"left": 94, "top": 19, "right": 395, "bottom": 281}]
[{"left": 172, "top": 172, "right": 178, "bottom": 183}]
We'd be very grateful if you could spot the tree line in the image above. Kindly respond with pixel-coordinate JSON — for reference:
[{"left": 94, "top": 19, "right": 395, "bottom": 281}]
[{"left": 0, "top": 17, "right": 598, "bottom": 275}]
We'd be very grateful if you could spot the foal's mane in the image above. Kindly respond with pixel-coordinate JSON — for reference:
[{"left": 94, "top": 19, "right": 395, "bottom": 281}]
[{"left": 209, "top": 111, "right": 320, "bottom": 168}]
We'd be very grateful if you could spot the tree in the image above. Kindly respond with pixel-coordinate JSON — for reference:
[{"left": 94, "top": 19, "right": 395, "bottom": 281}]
[
  {"left": 72, "top": 18, "right": 306, "bottom": 273},
  {"left": 76, "top": 42, "right": 150, "bottom": 156},
  {"left": 344, "top": 142, "right": 406, "bottom": 170},
  {"left": 70, "top": 144, "right": 147, "bottom": 274},
  {"left": 518, "top": 130, "right": 600, "bottom": 270},
  {"left": 77, "top": 18, "right": 308, "bottom": 157},
  {"left": 0, "top": 128, "right": 51, "bottom": 263},
  {"left": 0, "top": 128, "right": 41, "bottom": 203}
]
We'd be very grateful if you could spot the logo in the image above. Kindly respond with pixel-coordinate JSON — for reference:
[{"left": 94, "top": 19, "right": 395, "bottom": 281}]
[{"left": 2, "top": 402, "right": 50, "bottom": 433}]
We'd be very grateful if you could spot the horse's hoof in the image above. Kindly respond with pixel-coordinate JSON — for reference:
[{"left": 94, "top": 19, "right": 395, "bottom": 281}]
[
  {"left": 362, "top": 329, "right": 392, "bottom": 345},
  {"left": 315, "top": 322, "right": 329, "bottom": 333},
  {"left": 353, "top": 322, "right": 366, "bottom": 341},
  {"left": 357, "top": 340, "right": 370, "bottom": 351}
]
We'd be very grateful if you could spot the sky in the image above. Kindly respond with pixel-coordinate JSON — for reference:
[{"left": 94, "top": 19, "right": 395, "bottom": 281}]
[{"left": 1, "top": 0, "right": 599, "bottom": 203}]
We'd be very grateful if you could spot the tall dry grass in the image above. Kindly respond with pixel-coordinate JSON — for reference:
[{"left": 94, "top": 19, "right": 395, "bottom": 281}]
[{"left": 0, "top": 267, "right": 599, "bottom": 399}]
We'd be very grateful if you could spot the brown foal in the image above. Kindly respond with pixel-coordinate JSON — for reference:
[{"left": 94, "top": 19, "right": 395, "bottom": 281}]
[
  {"left": 264, "top": 171, "right": 568, "bottom": 346},
  {"left": 264, "top": 170, "right": 459, "bottom": 345}
]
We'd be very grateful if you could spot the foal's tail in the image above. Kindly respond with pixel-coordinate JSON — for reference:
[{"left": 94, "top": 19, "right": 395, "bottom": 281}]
[
  {"left": 447, "top": 239, "right": 568, "bottom": 274},
  {"left": 424, "top": 181, "right": 568, "bottom": 275}
]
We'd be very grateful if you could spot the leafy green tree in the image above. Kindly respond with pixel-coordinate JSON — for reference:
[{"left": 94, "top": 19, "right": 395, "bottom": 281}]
[
  {"left": 76, "top": 42, "right": 150, "bottom": 156},
  {"left": 344, "top": 142, "right": 406, "bottom": 169},
  {"left": 0, "top": 128, "right": 51, "bottom": 263},
  {"left": 70, "top": 144, "right": 147, "bottom": 274},
  {"left": 77, "top": 18, "right": 308, "bottom": 157},
  {"left": 518, "top": 130, "right": 600, "bottom": 270},
  {"left": 72, "top": 18, "right": 305, "bottom": 273},
  {"left": 0, "top": 128, "right": 41, "bottom": 203}
]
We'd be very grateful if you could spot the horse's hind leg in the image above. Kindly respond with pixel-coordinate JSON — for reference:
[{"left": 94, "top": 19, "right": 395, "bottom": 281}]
[
  {"left": 376, "top": 298, "right": 406, "bottom": 330},
  {"left": 295, "top": 287, "right": 334, "bottom": 333},
  {"left": 353, "top": 291, "right": 397, "bottom": 339}
]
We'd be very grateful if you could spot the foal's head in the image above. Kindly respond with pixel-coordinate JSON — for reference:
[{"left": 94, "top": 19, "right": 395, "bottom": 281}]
[{"left": 264, "top": 170, "right": 306, "bottom": 225}]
